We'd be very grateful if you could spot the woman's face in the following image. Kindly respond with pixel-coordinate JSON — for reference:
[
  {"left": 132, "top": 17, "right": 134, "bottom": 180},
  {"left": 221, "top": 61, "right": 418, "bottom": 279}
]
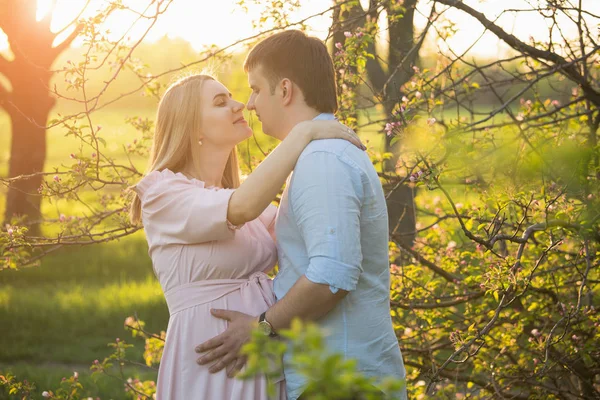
[{"left": 199, "top": 80, "right": 252, "bottom": 148}]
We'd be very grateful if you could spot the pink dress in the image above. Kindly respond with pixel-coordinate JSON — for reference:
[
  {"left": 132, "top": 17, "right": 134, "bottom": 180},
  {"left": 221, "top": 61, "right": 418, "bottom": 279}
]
[{"left": 135, "top": 169, "right": 286, "bottom": 400}]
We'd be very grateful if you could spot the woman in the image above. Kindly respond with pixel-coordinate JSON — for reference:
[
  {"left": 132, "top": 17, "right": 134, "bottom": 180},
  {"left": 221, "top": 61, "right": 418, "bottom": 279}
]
[{"left": 130, "top": 74, "right": 361, "bottom": 399}]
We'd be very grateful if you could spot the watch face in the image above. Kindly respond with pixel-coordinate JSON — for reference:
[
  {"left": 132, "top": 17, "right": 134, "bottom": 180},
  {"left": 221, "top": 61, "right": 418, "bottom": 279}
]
[{"left": 258, "top": 321, "right": 272, "bottom": 336}]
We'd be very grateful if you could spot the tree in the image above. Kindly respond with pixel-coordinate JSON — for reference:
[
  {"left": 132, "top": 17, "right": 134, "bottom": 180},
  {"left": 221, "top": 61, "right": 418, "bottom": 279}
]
[
  {"left": 330, "top": 0, "right": 436, "bottom": 247},
  {"left": 331, "top": 0, "right": 599, "bottom": 397},
  {"left": 0, "top": 0, "right": 86, "bottom": 235}
]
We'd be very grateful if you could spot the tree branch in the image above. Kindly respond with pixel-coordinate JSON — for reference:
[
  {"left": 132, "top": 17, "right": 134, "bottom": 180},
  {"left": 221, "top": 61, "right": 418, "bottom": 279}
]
[
  {"left": 392, "top": 239, "right": 462, "bottom": 283},
  {"left": 52, "top": 23, "right": 84, "bottom": 56},
  {"left": 435, "top": 0, "right": 600, "bottom": 107}
]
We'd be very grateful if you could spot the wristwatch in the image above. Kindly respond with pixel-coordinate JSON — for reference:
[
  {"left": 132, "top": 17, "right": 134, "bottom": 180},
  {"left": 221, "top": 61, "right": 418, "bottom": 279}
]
[{"left": 258, "top": 312, "right": 277, "bottom": 337}]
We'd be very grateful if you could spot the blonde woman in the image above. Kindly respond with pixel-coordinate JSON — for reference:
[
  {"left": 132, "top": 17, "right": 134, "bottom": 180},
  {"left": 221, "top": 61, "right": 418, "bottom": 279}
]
[{"left": 130, "top": 74, "right": 361, "bottom": 399}]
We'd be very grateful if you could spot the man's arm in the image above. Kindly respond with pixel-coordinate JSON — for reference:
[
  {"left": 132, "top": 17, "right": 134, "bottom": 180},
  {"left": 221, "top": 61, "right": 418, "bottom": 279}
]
[{"left": 265, "top": 149, "right": 364, "bottom": 331}]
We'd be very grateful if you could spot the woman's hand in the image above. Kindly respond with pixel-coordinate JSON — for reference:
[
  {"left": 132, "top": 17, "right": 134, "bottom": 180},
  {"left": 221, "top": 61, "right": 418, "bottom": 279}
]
[{"left": 291, "top": 120, "right": 366, "bottom": 150}]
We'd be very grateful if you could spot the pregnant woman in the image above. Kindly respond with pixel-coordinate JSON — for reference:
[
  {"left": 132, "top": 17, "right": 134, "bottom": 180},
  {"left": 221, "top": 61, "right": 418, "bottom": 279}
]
[{"left": 130, "top": 74, "right": 360, "bottom": 399}]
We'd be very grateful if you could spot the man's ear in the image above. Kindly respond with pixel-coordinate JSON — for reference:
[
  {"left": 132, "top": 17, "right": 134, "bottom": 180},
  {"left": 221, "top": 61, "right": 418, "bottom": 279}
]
[{"left": 280, "top": 79, "right": 293, "bottom": 106}]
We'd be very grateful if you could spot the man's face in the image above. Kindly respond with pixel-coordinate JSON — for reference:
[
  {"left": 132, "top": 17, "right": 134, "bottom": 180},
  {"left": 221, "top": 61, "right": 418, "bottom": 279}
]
[{"left": 246, "top": 66, "right": 284, "bottom": 139}]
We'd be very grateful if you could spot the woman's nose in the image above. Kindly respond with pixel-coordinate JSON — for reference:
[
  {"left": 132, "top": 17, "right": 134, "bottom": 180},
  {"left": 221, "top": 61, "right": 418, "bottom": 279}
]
[{"left": 233, "top": 101, "right": 245, "bottom": 112}]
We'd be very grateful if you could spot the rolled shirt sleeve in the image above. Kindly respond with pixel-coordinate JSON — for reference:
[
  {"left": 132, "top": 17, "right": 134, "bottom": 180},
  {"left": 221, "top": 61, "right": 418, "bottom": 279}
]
[{"left": 290, "top": 150, "right": 364, "bottom": 293}]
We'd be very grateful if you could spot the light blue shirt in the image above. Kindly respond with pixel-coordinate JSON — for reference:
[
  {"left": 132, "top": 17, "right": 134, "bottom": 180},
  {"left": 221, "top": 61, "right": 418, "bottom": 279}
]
[{"left": 274, "top": 113, "right": 407, "bottom": 399}]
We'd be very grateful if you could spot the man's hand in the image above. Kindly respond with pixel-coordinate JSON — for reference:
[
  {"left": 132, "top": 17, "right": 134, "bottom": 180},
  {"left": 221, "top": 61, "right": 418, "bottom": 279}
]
[{"left": 195, "top": 309, "right": 257, "bottom": 377}]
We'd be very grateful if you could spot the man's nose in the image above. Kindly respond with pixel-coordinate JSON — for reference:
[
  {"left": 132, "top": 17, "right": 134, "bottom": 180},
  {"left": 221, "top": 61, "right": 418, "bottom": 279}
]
[{"left": 246, "top": 95, "right": 255, "bottom": 110}]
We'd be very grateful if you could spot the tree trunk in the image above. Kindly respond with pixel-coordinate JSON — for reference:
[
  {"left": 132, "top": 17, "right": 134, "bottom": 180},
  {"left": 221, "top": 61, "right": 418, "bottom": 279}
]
[
  {"left": 0, "top": 0, "right": 77, "bottom": 236},
  {"left": 330, "top": 0, "right": 420, "bottom": 248},
  {"left": 4, "top": 71, "right": 54, "bottom": 236},
  {"left": 383, "top": 0, "right": 419, "bottom": 247}
]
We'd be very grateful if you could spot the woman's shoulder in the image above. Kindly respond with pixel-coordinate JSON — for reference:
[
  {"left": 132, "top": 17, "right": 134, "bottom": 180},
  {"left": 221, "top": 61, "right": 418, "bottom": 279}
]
[{"left": 134, "top": 169, "right": 207, "bottom": 198}]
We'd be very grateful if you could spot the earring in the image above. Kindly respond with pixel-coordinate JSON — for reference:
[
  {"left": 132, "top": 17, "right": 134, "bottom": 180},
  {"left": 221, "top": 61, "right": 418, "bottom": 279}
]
[{"left": 198, "top": 139, "right": 203, "bottom": 146}]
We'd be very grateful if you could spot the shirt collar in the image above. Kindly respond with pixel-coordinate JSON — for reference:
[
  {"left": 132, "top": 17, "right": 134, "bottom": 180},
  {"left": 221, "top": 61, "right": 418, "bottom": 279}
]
[{"left": 312, "top": 113, "right": 336, "bottom": 121}]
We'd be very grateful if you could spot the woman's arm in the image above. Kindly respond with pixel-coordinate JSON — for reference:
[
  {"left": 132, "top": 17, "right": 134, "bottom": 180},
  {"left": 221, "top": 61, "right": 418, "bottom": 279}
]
[{"left": 226, "top": 120, "right": 362, "bottom": 226}]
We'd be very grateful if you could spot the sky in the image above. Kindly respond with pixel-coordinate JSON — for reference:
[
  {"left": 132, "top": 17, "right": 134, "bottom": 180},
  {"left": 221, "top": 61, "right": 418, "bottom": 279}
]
[{"left": 0, "top": 0, "right": 598, "bottom": 59}]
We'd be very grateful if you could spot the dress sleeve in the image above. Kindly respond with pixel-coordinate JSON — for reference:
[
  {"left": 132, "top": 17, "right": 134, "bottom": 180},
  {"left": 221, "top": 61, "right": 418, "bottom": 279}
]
[
  {"left": 257, "top": 204, "right": 278, "bottom": 230},
  {"left": 134, "top": 170, "right": 241, "bottom": 245}
]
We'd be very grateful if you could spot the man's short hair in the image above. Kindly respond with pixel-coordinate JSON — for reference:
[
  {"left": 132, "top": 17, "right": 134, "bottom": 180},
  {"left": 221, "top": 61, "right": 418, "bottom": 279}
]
[{"left": 244, "top": 30, "right": 338, "bottom": 114}]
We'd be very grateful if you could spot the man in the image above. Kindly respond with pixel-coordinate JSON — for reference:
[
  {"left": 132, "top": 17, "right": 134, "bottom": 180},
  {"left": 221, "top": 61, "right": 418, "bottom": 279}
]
[{"left": 195, "top": 30, "right": 407, "bottom": 400}]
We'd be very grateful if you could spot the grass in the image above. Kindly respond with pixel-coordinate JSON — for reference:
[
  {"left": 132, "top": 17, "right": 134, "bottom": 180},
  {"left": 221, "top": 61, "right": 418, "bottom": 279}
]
[
  {"left": 0, "top": 362, "right": 157, "bottom": 400},
  {"left": 0, "top": 232, "right": 167, "bottom": 364},
  {"left": 0, "top": 232, "right": 165, "bottom": 398}
]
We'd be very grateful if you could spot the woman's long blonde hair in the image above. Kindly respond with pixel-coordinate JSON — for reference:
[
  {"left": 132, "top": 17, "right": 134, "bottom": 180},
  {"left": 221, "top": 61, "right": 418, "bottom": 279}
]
[{"left": 130, "top": 74, "right": 241, "bottom": 224}]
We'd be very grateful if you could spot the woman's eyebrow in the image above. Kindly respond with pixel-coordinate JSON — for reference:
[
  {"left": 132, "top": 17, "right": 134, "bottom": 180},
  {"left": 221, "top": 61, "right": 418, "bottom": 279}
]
[{"left": 212, "top": 92, "right": 232, "bottom": 100}]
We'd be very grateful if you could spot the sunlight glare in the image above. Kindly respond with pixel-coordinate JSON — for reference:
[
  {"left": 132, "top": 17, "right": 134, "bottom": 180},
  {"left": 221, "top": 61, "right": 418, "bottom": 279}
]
[{"left": 36, "top": 0, "right": 53, "bottom": 21}]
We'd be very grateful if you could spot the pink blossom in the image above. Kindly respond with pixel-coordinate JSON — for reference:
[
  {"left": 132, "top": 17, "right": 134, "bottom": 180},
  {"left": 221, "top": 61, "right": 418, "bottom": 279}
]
[
  {"left": 415, "top": 91, "right": 422, "bottom": 99},
  {"left": 409, "top": 175, "right": 417, "bottom": 182},
  {"left": 551, "top": 100, "right": 560, "bottom": 107},
  {"left": 73, "top": 371, "right": 78, "bottom": 379},
  {"left": 335, "top": 42, "right": 343, "bottom": 49},
  {"left": 53, "top": 175, "right": 60, "bottom": 182},
  {"left": 356, "top": 31, "right": 364, "bottom": 38},
  {"left": 7, "top": 228, "right": 13, "bottom": 236},
  {"left": 59, "top": 214, "right": 66, "bottom": 222},
  {"left": 344, "top": 31, "right": 352, "bottom": 38},
  {"left": 401, "top": 96, "right": 409, "bottom": 103},
  {"left": 531, "top": 329, "right": 541, "bottom": 337},
  {"left": 384, "top": 123, "right": 394, "bottom": 136},
  {"left": 42, "top": 392, "right": 51, "bottom": 398},
  {"left": 427, "top": 117, "right": 436, "bottom": 125},
  {"left": 91, "top": 153, "right": 97, "bottom": 158}
]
